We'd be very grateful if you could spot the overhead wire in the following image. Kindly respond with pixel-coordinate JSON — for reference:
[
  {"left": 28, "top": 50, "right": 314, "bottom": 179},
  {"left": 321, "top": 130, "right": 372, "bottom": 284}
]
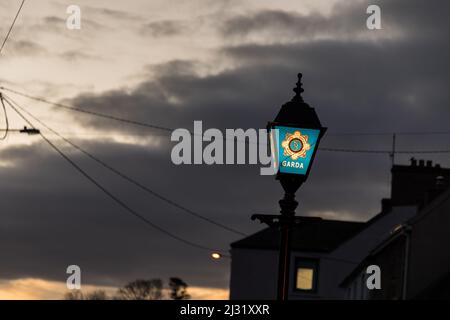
[
  {"left": 3, "top": 94, "right": 247, "bottom": 237},
  {"left": 0, "top": 93, "right": 9, "bottom": 140},
  {"left": 0, "top": 86, "right": 174, "bottom": 132},
  {"left": 320, "top": 147, "right": 450, "bottom": 154},
  {"left": 0, "top": 0, "right": 26, "bottom": 56},
  {"left": 0, "top": 86, "right": 258, "bottom": 147},
  {"left": 326, "top": 131, "right": 450, "bottom": 137},
  {"left": 4, "top": 85, "right": 450, "bottom": 139},
  {"left": 3, "top": 96, "right": 227, "bottom": 254},
  {"left": 2, "top": 86, "right": 450, "bottom": 155}
]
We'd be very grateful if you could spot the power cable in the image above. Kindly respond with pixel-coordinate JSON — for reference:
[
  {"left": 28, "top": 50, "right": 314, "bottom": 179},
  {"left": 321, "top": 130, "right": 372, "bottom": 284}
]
[
  {"left": 327, "top": 131, "right": 450, "bottom": 137},
  {"left": 3, "top": 94, "right": 247, "bottom": 237},
  {"left": 2, "top": 86, "right": 450, "bottom": 154},
  {"left": 3, "top": 97, "right": 226, "bottom": 254},
  {"left": 0, "top": 86, "right": 268, "bottom": 147},
  {"left": 0, "top": 86, "right": 173, "bottom": 132},
  {"left": 0, "top": 93, "right": 9, "bottom": 140},
  {"left": 4, "top": 86, "right": 450, "bottom": 139},
  {"left": 320, "top": 147, "right": 450, "bottom": 154},
  {"left": 0, "top": 0, "right": 26, "bottom": 56}
]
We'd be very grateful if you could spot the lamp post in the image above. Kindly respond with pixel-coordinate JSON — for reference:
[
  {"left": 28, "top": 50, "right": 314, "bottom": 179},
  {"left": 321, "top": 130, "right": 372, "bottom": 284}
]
[{"left": 252, "top": 73, "right": 326, "bottom": 300}]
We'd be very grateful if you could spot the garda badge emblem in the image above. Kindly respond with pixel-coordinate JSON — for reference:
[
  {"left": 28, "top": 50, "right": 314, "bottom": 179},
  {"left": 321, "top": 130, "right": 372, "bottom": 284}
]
[{"left": 281, "top": 131, "right": 311, "bottom": 160}]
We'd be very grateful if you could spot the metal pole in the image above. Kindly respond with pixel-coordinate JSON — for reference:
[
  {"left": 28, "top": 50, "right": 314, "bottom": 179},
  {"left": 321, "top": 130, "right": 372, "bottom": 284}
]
[
  {"left": 277, "top": 192, "right": 298, "bottom": 300},
  {"left": 277, "top": 218, "right": 292, "bottom": 300},
  {"left": 390, "top": 133, "right": 396, "bottom": 166}
]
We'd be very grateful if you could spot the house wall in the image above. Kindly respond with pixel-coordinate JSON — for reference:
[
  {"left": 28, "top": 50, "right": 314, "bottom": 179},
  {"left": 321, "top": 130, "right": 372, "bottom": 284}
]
[
  {"left": 407, "top": 192, "right": 450, "bottom": 298},
  {"left": 229, "top": 248, "right": 278, "bottom": 300},
  {"left": 370, "top": 236, "right": 406, "bottom": 300},
  {"left": 346, "top": 271, "right": 369, "bottom": 300},
  {"left": 343, "top": 235, "right": 408, "bottom": 300},
  {"left": 327, "top": 206, "right": 416, "bottom": 299}
]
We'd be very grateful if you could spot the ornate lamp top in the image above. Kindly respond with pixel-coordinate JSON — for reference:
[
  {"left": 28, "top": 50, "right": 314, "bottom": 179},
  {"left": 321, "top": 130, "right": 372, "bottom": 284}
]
[{"left": 292, "top": 73, "right": 304, "bottom": 102}]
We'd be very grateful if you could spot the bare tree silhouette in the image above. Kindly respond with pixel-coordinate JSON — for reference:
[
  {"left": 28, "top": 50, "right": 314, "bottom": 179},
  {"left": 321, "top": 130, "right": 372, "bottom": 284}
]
[
  {"left": 64, "top": 290, "right": 108, "bottom": 300},
  {"left": 63, "top": 278, "right": 191, "bottom": 300},
  {"left": 116, "top": 279, "right": 163, "bottom": 300},
  {"left": 85, "top": 290, "right": 109, "bottom": 300},
  {"left": 169, "top": 277, "right": 191, "bottom": 300},
  {"left": 64, "top": 290, "right": 85, "bottom": 300}
]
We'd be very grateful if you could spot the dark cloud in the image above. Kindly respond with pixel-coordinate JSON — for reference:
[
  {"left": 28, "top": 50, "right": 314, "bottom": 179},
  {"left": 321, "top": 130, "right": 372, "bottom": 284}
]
[
  {"left": 1, "top": 0, "right": 450, "bottom": 291},
  {"left": 220, "top": 6, "right": 361, "bottom": 41},
  {"left": 220, "top": 0, "right": 449, "bottom": 43},
  {"left": 218, "top": 1, "right": 403, "bottom": 43},
  {"left": 53, "top": 0, "right": 450, "bottom": 218}
]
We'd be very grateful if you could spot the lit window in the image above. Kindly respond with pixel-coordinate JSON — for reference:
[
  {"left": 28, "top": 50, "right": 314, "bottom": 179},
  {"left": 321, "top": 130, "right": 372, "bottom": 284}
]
[
  {"left": 295, "top": 259, "right": 318, "bottom": 292},
  {"left": 296, "top": 267, "right": 314, "bottom": 290}
]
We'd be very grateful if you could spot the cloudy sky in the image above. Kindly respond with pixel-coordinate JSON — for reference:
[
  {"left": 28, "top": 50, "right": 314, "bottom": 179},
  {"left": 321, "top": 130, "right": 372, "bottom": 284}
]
[{"left": 0, "top": 0, "right": 449, "bottom": 299}]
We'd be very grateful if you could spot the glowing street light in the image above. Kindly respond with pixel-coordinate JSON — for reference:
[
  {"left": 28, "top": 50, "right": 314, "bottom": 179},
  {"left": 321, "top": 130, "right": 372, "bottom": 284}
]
[
  {"left": 268, "top": 73, "right": 326, "bottom": 179},
  {"left": 253, "top": 73, "right": 327, "bottom": 300},
  {"left": 211, "top": 253, "right": 222, "bottom": 260}
]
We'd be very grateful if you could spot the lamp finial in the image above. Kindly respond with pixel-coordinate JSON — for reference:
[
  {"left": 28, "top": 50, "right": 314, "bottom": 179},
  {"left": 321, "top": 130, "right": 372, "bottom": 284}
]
[{"left": 293, "top": 73, "right": 304, "bottom": 102}]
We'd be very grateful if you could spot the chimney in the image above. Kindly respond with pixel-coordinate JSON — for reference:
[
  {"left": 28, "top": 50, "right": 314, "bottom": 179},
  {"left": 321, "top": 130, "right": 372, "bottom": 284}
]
[{"left": 389, "top": 160, "right": 450, "bottom": 207}]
